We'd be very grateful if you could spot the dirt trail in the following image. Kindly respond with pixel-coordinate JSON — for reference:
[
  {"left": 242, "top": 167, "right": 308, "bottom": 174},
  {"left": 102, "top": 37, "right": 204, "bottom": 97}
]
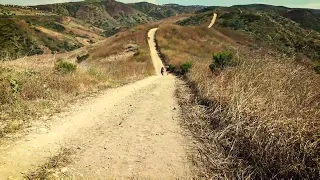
[
  {"left": 148, "top": 28, "right": 165, "bottom": 75},
  {"left": 208, "top": 13, "right": 218, "bottom": 28},
  {"left": 0, "top": 29, "right": 192, "bottom": 179}
]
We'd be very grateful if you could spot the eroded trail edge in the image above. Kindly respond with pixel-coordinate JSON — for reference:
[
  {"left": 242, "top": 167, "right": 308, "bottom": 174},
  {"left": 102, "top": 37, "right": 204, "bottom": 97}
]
[{"left": 0, "top": 29, "right": 192, "bottom": 179}]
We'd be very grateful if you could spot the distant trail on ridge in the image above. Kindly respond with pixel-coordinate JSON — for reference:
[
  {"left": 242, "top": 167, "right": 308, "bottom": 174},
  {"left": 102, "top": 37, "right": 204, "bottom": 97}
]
[{"left": 208, "top": 13, "right": 218, "bottom": 28}]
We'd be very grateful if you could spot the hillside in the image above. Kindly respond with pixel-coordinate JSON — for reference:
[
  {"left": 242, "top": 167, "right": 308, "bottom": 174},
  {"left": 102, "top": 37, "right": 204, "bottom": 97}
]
[
  {"left": 191, "top": 4, "right": 320, "bottom": 32},
  {"left": 0, "top": 14, "right": 104, "bottom": 60},
  {"left": 35, "top": 0, "right": 154, "bottom": 35},
  {"left": 34, "top": 1, "right": 202, "bottom": 36},
  {"left": 283, "top": 9, "right": 320, "bottom": 32},
  {"left": 0, "top": 12, "right": 188, "bottom": 139},
  {"left": 176, "top": 5, "right": 320, "bottom": 66},
  {"left": 129, "top": 2, "right": 203, "bottom": 20},
  {"left": 0, "top": 0, "right": 201, "bottom": 61},
  {"left": 234, "top": 4, "right": 320, "bottom": 32},
  {"left": 157, "top": 16, "right": 320, "bottom": 179}
]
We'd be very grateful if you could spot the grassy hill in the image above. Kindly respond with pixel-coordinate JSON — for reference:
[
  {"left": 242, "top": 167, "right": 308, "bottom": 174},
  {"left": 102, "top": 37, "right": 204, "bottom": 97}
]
[
  {"left": 35, "top": 1, "right": 203, "bottom": 35},
  {"left": 129, "top": 2, "right": 204, "bottom": 20},
  {"left": 182, "top": 4, "right": 320, "bottom": 32},
  {"left": 234, "top": 4, "right": 320, "bottom": 32},
  {"left": 34, "top": 0, "right": 154, "bottom": 35},
  {"left": 0, "top": 0, "right": 201, "bottom": 61},
  {"left": 283, "top": 9, "right": 320, "bottom": 32},
  {"left": 0, "top": 22, "right": 156, "bottom": 137},
  {"left": 155, "top": 4, "right": 320, "bottom": 179},
  {"left": 157, "top": 20, "right": 320, "bottom": 179},
  {"left": 176, "top": 5, "right": 320, "bottom": 67},
  {"left": 0, "top": 14, "right": 104, "bottom": 60},
  {"left": 0, "top": 17, "right": 43, "bottom": 60}
]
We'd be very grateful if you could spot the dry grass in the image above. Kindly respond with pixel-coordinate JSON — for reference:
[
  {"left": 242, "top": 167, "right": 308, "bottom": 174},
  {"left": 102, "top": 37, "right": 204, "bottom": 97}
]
[
  {"left": 158, "top": 24, "right": 320, "bottom": 178},
  {"left": 0, "top": 24, "right": 155, "bottom": 137},
  {"left": 89, "top": 24, "right": 157, "bottom": 59},
  {"left": 25, "top": 148, "right": 74, "bottom": 179}
]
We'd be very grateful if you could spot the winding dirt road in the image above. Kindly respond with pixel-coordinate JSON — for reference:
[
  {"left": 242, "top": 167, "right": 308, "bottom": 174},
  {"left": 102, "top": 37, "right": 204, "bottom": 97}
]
[{"left": 0, "top": 29, "right": 192, "bottom": 179}]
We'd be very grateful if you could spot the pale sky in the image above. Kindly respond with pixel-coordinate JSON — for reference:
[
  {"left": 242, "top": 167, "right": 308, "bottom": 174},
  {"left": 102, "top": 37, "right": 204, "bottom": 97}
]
[{"left": 0, "top": 0, "right": 319, "bottom": 9}]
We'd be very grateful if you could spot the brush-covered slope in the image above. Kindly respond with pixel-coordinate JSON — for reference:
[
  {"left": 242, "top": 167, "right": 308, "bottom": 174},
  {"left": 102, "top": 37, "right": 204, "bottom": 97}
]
[
  {"left": 0, "top": 4, "right": 43, "bottom": 15},
  {"left": 129, "top": 2, "right": 204, "bottom": 20},
  {"left": 177, "top": 5, "right": 320, "bottom": 63},
  {"left": 283, "top": 9, "right": 320, "bottom": 32},
  {"left": 35, "top": 0, "right": 154, "bottom": 31},
  {"left": 234, "top": 4, "right": 320, "bottom": 32},
  {"left": 0, "top": 14, "right": 104, "bottom": 60},
  {"left": 187, "top": 4, "right": 320, "bottom": 32}
]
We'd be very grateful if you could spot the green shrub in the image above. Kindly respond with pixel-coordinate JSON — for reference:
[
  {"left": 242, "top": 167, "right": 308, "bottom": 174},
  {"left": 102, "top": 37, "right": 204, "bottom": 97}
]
[
  {"left": 47, "top": 23, "right": 65, "bottom": 32},
  {"left": 209, "top": 52, "right": 234, "bottom": 72},
  {"left": 10, "top": 79, "right": 21, "bottom": 96},
  {"left": 240, "top": 13, "right": 261, "bottom": 23},
  {"left": 168, "top": 64, "right": 176, "bottom": 72},
  {"left": 55, "top": 60, "right": 77, "bottom": 74},
  {"left": 76, "top": 54, "right": 89, "bottom": 63},
  {"left": 314, "top": 64, "right": 320, "bottom": 73},
  {"left": 180, "top": 61, "right": 192, "bottom": 74}
]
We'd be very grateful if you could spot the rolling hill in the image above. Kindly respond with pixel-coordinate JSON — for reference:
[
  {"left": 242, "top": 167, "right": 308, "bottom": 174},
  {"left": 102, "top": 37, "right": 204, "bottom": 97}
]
[
  {"left": 34, "top": 0, "right": 154, "bottom": 32},
  {"left": 177, "top": 4, "right": 320, "bottom": 64},
  {"left": 0, "top": 0, "right": 202, "bottom": 61},
  {"left": 129, "top": 2, "right": 204, "bottom": 20},
  {"left": 283, "top": 9, "right": 320, "bottom": 32},
  {"left": 156, "top": 4, "right": 320, "bottom": 178},
  {"left": 0, "top": 14, "right": 104, "bottom": 60},
  {"left": 35, "top": 1, "right": 203, "bottom": 35}
]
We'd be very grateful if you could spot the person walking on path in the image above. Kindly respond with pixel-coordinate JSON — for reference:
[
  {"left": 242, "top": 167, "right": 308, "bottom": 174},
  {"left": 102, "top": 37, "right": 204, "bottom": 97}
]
[{"left": 161, "top": 67, "right": 165, "bottom": 76}]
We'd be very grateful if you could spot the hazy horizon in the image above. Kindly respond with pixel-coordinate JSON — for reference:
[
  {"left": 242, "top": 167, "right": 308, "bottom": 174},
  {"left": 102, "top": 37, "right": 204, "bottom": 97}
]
[{"left": 0, "top": 0, "right": 319, "bottom": 9}]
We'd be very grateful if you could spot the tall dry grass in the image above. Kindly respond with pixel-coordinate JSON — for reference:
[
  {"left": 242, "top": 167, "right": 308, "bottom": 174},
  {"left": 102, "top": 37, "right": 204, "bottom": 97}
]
[{"left": 158, "top": 24, "right": 320, "bottom": 178}]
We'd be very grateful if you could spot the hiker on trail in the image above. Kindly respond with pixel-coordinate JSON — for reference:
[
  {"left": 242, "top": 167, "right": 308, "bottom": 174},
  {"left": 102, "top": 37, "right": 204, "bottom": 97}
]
[{"left": 161, "top": 67, "right": 165, "bottom": 76}]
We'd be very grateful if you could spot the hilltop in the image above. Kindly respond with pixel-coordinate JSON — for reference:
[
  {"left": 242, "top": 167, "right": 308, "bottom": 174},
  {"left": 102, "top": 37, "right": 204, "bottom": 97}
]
[{"left": 129, "top": 2, "right": 204, "bottom": 20}]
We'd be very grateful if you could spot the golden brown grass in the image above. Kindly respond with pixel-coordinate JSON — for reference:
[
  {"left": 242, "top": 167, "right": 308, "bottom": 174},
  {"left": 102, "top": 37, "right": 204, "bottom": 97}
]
[
  {"left": 89, "top": 24, "right": 157, "bottom": 59},
  {"left": 25, "top": 148, "right": 74, "bottom": 179},
  {"left": 158, "top": 24, "right": 320, "bottom": 178},
  {"left": 0, "top": 24, "right": 155, "bottom": 137}
]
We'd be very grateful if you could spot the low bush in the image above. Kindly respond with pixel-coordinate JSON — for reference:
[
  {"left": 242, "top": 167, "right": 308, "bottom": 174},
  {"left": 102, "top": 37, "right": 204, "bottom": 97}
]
[
  {"left": 55, "top": 60, "right": 77, "bottom": 74},
  {"left": 10, "top": 79, "right": 20, "bottom": 97},
  {"left": 168, "top": 64, "right": 176, "bottom": 72},
  {"left": 76, "top": 54, "right": 90, "bottom": 63},
  {"left": 209, "top": 52, "right": 234, "bottom": 72},
  {"left": 314, "top": 64, "right": 320, "bottom": 73},
  {"left": 47, "top": 23, "right": 66, "bottom": 32},
  {"left": 180, "top": 61, "right": 192, "bottom": 75}
]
